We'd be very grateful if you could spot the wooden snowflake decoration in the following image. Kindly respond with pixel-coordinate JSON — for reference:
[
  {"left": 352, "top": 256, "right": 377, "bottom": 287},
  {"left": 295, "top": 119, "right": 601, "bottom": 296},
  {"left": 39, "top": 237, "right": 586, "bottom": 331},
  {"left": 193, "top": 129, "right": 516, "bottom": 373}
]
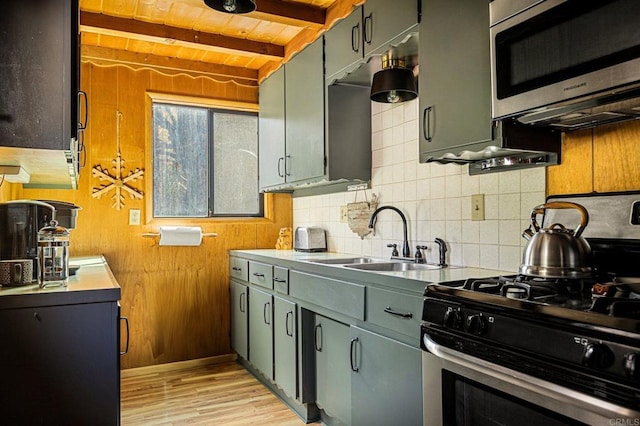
[{"left": 92, "top": 153, "right": 144, "bottom": 210}]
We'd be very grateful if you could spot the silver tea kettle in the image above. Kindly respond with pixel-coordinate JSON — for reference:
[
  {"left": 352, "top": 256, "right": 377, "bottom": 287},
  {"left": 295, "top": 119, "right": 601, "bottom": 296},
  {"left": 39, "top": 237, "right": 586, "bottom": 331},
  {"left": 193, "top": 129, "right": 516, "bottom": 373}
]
[{"left": 520, "top": 201, "right": 592, "bottom": 279}]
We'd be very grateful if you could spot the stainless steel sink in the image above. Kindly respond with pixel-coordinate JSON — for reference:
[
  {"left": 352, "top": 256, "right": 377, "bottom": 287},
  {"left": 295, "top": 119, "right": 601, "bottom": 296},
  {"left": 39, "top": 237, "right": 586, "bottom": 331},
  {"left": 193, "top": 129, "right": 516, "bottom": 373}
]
[
  {"left": 344, "top": 262, "right": 443, "bottom": 272},
  {"left": 308, "top": 257, "right": 376, "bottom": 265}
]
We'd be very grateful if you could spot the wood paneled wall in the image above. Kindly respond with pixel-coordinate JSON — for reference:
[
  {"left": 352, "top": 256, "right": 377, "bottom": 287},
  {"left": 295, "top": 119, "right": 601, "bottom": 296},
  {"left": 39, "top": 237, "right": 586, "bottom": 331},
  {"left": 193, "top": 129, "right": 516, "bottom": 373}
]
[
  {"left": 547, "top": 120, "right": 640, "bottom": 195},
  {"left": 20, "top": 62, "right": 292, "bottom": 369}
]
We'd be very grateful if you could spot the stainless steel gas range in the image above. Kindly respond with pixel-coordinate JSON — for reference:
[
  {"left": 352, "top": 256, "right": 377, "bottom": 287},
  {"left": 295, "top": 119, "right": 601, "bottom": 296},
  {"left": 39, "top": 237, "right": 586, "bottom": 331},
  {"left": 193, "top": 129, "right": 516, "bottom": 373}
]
[{"left": 421, "top": 192, "right": 640, "bottom": 425}]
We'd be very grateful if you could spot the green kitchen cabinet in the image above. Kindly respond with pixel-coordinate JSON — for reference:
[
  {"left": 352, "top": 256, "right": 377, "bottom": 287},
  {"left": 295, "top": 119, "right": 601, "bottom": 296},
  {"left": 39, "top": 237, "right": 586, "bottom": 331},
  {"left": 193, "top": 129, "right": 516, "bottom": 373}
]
[
  {"left": 350, "top": 325, "right": 423, "bottom": 426},
  {"left": 258, "top": 66, "right": 286, "bottom": 189},
  {"left": 230, "top": 280, "right": 248, "bottom": 360},
  {"left": 314, "top": 313, "right": 351, "bottom": 425},
  {"left": 259, "top": 37, "right": 324, "bottom": 190},
  {"left": 274, "top": 295, "right": 298, "bottom": 399},
  {"left": 418, "top": 0, "right": 493, "bottom": 160},
  {"left": 249, "top": 286, "right": 273, "bottom": 379},
  {"left": 284, "top": 37, "right": 325, "bottom": 184},
  {"left": 324, "top": 0, "right": 419, "bottom": 80}
]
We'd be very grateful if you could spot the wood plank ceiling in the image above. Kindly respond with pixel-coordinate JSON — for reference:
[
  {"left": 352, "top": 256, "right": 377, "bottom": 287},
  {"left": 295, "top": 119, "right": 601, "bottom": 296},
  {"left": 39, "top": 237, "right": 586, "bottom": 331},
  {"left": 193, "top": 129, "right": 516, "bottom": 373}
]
[{"left": 79, "top": 0, "right": 363, "bottom": 86}]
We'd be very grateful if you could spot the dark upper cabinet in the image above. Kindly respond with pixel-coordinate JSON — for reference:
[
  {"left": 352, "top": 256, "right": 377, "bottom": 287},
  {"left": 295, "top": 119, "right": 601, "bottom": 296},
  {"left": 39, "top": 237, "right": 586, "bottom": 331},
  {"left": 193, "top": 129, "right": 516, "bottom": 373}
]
[{"left": 0, "top": 0, "right": 79, "bottom": 151}]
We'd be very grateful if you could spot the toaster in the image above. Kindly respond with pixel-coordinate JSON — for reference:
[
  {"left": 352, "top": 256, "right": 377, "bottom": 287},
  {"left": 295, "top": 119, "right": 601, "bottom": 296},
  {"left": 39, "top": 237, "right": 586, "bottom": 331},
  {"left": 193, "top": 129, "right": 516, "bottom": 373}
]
[{"left": 294, "top": 227, "right": 327, "bottom": 252}]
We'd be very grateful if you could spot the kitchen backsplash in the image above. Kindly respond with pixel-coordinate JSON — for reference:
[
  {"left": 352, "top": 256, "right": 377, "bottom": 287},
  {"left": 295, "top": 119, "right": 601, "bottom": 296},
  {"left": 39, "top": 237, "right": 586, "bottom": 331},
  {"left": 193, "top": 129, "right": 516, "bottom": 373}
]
[{"left": 293, "top": 99, "right": 546, "bottom": 272}]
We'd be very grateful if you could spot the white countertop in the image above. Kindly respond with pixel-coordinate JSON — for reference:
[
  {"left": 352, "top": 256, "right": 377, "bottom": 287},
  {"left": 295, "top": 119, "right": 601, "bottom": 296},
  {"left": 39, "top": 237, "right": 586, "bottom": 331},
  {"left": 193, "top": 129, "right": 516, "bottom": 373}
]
[
  {"left": 230, "top": 249, "right": 512, "bottom": 293},
  {"left": 0, "top": 255, "right": 121, "bottom": 309}
]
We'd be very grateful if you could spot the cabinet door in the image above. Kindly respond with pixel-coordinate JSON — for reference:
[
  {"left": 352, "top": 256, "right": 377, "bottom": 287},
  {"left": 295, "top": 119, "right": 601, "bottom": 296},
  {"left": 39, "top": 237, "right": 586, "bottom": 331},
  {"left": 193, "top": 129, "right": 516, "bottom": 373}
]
[
  {"left": 419, "top": 0, "right": 493, "bottom": 160},
  {"left": 230, "top": 280, "right": 248, "bottom": 360},
  {"left": 259, "top": 66, "right": 286, "bottom": 189},
  {"left": 363, "top": 0, "right": 418, "bottom": 56},
  {"left": 274, "top": 295, "right": 297, "bottom": 399},
  {"left": 285, "top": 37, "right": 325, "bottom": 183},
  {"left": 249, "top": 287, "right": 274, "bottom": 379},
  {"left": 0, "top": 302, "right": 119, "bottom": 425},
  {"left": 314, "top": 314, "right": 351, "bottom": 425},
  {"left": 0, "top": 0, "right": 78, "bottom": 150},
  {"left": 324, "top": 7, "right": 364, "bottom": 80},
  {"left": 350, "top": 326, "right": 422, "bottom": 426}
]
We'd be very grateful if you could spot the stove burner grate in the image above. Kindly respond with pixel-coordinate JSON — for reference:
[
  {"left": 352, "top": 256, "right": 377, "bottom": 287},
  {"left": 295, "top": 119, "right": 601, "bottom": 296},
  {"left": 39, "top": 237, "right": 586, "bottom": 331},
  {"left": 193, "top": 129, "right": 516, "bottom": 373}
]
[{"left": 462, "top": 275, "right": 594, "bottom": 309}]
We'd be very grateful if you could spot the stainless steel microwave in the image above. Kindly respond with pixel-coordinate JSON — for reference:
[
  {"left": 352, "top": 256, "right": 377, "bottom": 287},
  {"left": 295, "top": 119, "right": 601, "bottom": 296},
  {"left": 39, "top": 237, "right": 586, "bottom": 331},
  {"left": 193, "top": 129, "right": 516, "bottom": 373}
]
[{"left": 490, "top": 0, "right": 640, "bottom": 130}]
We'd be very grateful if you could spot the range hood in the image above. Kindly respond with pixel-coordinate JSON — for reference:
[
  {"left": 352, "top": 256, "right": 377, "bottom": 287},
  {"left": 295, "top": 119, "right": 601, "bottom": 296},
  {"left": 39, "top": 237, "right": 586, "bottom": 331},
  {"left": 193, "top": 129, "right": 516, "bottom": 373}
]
[
  {"left": 514, "top": 84, "right": 640, "bottom": 131},
  {"left": 425, "top": 119, "right": 562, "bottom": 175}
]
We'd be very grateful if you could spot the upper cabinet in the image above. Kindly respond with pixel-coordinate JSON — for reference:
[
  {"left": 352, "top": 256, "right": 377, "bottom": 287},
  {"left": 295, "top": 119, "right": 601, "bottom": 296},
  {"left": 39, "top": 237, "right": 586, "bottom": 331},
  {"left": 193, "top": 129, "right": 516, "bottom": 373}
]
[
  {"left": 0, "top": 0, "right": 82, "bottom": 188},
  {"left": 325, "top": 0, "right": 420, "bottom": 81},
  {"left": 259, "top": 38, "right": 324, "bottom": 191},
  {"left": 284, "top": 38, "right": 325, "bottom": 184},
  {"left": 418, "top": 0, "right": 492, "bottom": 160}
]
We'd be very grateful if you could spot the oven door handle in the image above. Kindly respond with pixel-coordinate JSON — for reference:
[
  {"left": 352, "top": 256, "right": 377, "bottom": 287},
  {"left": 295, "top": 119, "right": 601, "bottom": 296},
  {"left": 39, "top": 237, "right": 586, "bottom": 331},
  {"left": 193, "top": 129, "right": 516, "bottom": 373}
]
[{"left": 422, "top": 334, "right": 640, "bottom": 423}]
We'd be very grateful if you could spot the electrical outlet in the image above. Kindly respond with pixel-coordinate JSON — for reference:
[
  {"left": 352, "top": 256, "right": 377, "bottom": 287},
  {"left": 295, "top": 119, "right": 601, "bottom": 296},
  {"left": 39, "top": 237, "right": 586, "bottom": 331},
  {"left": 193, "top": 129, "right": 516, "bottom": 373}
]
[
  {"left": 340, "top": 206, "right": 348, "bottom": 223},
  {"left": 129, "top": 209, "right": 141, "bottom": 226},
  {"left": 471, "top": 194, "right": 485, "bottom": 221}
]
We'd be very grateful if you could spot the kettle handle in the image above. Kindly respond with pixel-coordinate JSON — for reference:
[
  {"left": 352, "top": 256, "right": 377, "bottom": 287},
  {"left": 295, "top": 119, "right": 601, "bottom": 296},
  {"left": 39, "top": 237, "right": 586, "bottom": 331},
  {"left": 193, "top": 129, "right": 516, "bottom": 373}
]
[{"left": 530, "top": 201, "right": 589, "bottom": 238}]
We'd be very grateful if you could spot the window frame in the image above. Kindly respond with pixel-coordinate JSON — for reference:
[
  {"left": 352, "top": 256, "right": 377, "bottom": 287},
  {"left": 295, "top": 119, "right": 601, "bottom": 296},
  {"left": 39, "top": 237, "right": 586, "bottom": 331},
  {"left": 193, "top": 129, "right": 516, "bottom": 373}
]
[{"left": 145, "top": 92, "right": 265, "bottom": 224}]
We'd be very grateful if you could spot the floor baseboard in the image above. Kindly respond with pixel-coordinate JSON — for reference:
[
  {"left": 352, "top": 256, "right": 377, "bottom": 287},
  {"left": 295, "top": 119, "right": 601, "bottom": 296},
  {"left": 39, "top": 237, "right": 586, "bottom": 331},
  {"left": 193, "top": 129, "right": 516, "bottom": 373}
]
[{"left": 121, "top": 353, "right": 238, "bottom": 378}]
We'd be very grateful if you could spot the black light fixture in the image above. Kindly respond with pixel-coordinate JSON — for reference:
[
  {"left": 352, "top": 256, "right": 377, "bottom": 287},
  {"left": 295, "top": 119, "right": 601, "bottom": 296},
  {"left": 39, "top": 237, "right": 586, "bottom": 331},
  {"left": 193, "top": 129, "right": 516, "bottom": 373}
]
[
  {"left": 203, "top": 0, "right": 256, "bottom": 14},
  {"left": 370, "top": 54, "right": 418, "bottom": 104}
]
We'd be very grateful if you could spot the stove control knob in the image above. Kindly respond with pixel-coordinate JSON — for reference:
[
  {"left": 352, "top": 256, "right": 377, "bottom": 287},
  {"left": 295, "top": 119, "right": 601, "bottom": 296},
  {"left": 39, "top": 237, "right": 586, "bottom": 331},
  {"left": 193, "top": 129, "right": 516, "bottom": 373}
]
[
  {"left": 582, "top": 343, "right": 614, "bottom": 369},
  {"left": 465, "top": 313, "right": 487, "bottom": 336},
  {"left": 624, "top": 353, "right": 639, "bottom": 379},
  {"left": 443, "top": 309, "right": 463, "bottom": 329}
]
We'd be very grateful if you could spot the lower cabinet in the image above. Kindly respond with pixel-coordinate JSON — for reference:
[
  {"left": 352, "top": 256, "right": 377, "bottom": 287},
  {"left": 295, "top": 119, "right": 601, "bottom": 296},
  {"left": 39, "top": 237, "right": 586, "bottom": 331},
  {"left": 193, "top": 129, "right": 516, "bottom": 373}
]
[
  {"left": 249, "top": 286, "right": 273, "bottom": 378},
  {"left": 0, "top": 301, "right": 120, "bottom": 425},
  {"left": 314, "top": 314, "right": 352, "bottom": 425},
  {"left": 350, "top": 325, "right": 423, "bottom": 426},
  {"left": 274, "top": 295, "right": 297, "bottom": 399},
  {"left": 230, "top": 280, "right": 248, "bottom": 360}
]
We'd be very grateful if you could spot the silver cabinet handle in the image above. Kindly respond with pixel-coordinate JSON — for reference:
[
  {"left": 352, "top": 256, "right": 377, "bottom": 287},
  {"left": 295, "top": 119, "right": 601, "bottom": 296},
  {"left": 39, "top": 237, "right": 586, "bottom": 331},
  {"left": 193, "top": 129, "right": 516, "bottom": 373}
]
[
  {"left": 232, "top": 266, "right": 242, "bottom": 271},
  {"left": 239, "top": 292, "right": 246, "bottom": 313},
  {"left": 350, "top": 337, "right": 359, "bottom": 372},
  {"left": 285, "top": 155, "right": 291, "bottom": 176},
  {"left": 253, "top": 272, "right": 265, "bottom": 278},
  {"left": 314, "top": 323, "right": 322, "bottom": 352},
  {"left": 285, "top": 311, "right": 294, "bottom": 337},
  {"left": 273, "top": 277, "right": 287, "bottom": 283},
  {"left": 277, "top": 157, "right": 284, "bottom": 178},
  {"left": 383, "top": 307, "right": 413, "bottom": 319}
]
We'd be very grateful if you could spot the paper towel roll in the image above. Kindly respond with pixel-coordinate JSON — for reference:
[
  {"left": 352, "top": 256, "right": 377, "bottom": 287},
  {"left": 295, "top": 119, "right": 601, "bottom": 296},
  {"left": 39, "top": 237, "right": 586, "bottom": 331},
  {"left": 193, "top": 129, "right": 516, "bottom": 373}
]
[{"left": 159, "top": 226, "right": 203, "bottom": 246}]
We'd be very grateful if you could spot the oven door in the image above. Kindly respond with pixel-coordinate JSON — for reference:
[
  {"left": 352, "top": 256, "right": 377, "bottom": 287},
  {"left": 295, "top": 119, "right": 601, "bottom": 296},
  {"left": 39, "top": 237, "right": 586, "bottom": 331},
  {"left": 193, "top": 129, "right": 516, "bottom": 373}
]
[{"left": 422, "top": 334, "right": 640, "bottom": 425}]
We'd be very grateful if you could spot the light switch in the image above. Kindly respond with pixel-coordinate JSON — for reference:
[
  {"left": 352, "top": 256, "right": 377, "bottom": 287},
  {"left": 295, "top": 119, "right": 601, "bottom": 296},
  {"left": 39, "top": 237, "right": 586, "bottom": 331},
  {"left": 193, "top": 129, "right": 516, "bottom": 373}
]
[
  {"left": 471, "top": 194, "right": 485, "bottom": 221},
  {"left": 340, "top": 206, "right": 348, "bottom": 223},
  {"left": 129, "top": 209, "right": 141, "bottom": 226}
]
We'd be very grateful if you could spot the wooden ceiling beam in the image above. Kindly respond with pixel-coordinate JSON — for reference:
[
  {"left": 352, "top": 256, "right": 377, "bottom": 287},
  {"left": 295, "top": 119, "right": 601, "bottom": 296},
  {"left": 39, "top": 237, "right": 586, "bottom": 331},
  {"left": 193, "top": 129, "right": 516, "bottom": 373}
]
[
  {"left": 80, "top": 11, "right": 284, "bottom": 60},
  {"left": 253, "top": 0, "right": 325, "bottom": 26},
  {"left": 81, "top": 45, "right": 259, "bottom": 85}
]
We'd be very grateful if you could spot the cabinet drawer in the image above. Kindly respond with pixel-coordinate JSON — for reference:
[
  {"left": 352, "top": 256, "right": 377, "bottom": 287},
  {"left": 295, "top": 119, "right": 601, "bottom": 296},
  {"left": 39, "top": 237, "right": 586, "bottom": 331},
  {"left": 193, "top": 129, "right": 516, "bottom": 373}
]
[
  {"left": 273, "top": 266, "right": 289, "bottom": 294},
  {"left": 290, "top": 271, "right": 364, "bottom": 320},
  {"left": 229, "top": 257, "right": 249, "bottom": 282},
  {"left": 366, "top": 287, "right": 422, "bottom": 338},
  {"left": 249, "top": 261, "right": 273, "bottom": 289}
]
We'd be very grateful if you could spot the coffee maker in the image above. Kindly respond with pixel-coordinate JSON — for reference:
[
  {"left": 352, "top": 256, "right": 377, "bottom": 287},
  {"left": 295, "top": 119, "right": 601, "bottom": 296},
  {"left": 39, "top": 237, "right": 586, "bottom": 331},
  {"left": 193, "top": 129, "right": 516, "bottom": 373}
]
[{"left": 0, "top": 200, "right": 57, "bottom": 282}]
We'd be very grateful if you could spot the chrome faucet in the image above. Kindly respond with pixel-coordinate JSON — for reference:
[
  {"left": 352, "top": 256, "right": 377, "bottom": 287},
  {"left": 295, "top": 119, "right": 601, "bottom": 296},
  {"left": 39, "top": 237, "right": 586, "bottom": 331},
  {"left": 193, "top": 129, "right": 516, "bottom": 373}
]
[{"left": 368, "top": 206, "right": 410, "bottom": 258}]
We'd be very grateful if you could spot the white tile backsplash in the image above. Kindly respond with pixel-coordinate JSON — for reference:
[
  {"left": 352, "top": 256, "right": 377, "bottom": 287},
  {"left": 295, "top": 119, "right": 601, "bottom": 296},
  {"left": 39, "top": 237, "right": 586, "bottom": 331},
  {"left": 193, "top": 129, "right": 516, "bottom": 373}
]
[{"left": 292, "top": 99, "right": 546, "bottom": 272}]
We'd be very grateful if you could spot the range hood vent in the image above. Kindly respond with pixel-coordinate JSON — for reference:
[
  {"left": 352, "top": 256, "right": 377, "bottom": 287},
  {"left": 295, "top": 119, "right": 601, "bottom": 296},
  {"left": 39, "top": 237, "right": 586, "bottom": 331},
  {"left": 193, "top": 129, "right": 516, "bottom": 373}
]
[
  {"left": 515, "top": 85, "right": 640, "bottom": 131},
  {"left": 425, "top": 119, "right": 561, "bottom": 175}
]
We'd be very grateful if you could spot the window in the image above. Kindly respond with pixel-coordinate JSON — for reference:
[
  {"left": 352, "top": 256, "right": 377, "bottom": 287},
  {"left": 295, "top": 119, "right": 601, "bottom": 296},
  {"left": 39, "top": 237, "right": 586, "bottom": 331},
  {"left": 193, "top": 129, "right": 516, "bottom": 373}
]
[{"left": 152, "top": 102, "right": 261, "bottom": 217}]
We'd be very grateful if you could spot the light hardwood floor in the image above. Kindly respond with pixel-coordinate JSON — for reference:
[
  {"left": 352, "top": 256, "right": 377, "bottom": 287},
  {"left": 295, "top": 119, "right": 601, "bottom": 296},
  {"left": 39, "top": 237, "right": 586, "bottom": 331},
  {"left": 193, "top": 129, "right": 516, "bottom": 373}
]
[{"left": 121, "top": 361, "right": 315, "bottom": 425}]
